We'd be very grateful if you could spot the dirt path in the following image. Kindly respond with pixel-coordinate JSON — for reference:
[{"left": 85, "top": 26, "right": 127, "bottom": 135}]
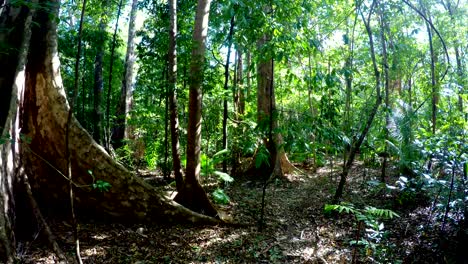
[{"left": 22, "top": 162, "right": 445, "bottom": 263}]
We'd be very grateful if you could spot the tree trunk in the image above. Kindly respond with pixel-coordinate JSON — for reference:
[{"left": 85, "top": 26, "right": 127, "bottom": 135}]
[
  {"left": 92, "top": 0, "right": 107, "bottom": 145},
  {"left": 236, "top": 50, "right": 245, "bottom": 116},
  {"left": 0, "top": 1, "right": 37, "bottom": 261},
  {"left": 174, "top": 0, "right": 219, "bottom": 218},
  {"left": 333, "top": 0, "right": 382, "bottom": 203},
  {"left": 380, "top": 4, "right": 390, "bottom": 183},
  {"left": 113, "top": 0, "right": 138, "bottom": 149},
  {"left": 0, "top": 1, "right": 220, "bottom": 261},
  {"left": 342, "top": 14, "right": 356, "bottom": 165},
  {"left": 106, "top": 0, "right": 124, "bottom": 150},
  {"left": 426, "top": 17, "right": 438, "bottom": 134},
  {"left": 222, "top": 15, "right": 235, "bottom": 173},
  {"left": 168, "top": 0, "right": 185, "bottom": 191},
  {"left": 257, "top": 35, "right": 281, "bottom": 178},
  {"left": 256, "top": 35, "right": 296, "bottom": 179}
]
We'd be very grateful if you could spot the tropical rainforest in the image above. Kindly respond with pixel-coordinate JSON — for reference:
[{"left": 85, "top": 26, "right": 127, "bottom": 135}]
[{"left": 0, "top": 0, "right": 466, "bottom": 263}]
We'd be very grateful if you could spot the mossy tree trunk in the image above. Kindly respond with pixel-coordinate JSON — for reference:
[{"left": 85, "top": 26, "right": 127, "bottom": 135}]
[{"left": 0, "top": 1, "right": 219, "bottom": 262}]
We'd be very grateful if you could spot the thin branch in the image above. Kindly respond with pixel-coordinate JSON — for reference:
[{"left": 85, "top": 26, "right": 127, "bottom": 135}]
[
  {"left": 402, "top": 0, "right": 450, "bottom": 81},
  {"left": 68, "top": 0, "right": 87, "bottom": 262}
]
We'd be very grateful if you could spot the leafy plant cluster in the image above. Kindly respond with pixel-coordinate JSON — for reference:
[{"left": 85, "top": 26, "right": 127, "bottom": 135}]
[{"left": 324, "top": 203, "right": 400, "bottom": 263}]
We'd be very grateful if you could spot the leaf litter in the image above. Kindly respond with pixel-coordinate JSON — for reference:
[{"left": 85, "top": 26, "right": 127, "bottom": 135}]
[{"left": 21, "top": 161, "right": 455, "bottom": 263}]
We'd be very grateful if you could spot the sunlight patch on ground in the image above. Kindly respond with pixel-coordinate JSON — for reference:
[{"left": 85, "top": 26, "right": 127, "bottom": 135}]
[
  {"left": 165, "top": 190, "right": 177, "bottom": 199},
  {"left": 34, "top": 255, "right": 59, "bottom": 264},
  {"left": 92, "top": 234, "right": 110, "bottom": 240},
  {"left": 81, "top": 246, "right": 106, "bottom": 258}
]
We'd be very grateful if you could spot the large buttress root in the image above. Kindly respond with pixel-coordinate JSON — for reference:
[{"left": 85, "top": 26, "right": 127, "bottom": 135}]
[{"left": 18, "top": 0, "right": 220, "bottom": 225}]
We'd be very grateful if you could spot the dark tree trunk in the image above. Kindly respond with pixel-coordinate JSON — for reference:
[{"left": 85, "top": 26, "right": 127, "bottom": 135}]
[
  {"left": 246, "top": 51, "right": 252, "bottom": 98},
  {"left": 333, "top": 0, "right": 382, "bottom": 203},
  {"left": 342, "top": 15, "right": 356, "bottom": 165},
  {"left": 222, "top": 15, "right": 235, "bottom": 173},
  {"left": 236, "top": 50, "right": 245, "bottom": 116},
  {"left": 168, "top": 0, "right": 185, "bottom": 191},
  {"left": 80, "top": 46, "right": 87, "bottom": 124},
  {"left": 426, "top": 17, "right": 438, "bottom": 134},
  {"left": 174, "top": 0, "right": 219, "bottom": 218},
  {"left": 106, "top": 0, "right": 124, "bottom": 150},
  {"left": 0, "top": 2, "right": 220, "bottom": 262},
  {"left": 92, "top": 0, "right": 107, "bottom": 145},
  {"left": 380, "top": 4, "right": 390, "bottom": 183},
  {"left": 0, "top": 1, "right": 36, "bottom": 261}
]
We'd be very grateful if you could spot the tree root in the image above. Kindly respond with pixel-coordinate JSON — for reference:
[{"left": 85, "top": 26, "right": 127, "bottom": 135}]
[{"left": 22, "top": 173, "right": 69, "bottom": 263}]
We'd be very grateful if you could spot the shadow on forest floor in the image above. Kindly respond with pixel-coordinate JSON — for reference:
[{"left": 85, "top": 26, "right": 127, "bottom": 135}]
[{"left": 21, "top": 161, "right": 456, "bottom": 263}]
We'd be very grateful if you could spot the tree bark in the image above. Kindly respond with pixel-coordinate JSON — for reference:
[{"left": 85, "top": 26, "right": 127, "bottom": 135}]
[
  {"left": 113, "top": 0, "right": 138, "bottom": 149},
  {"left": 174, "top": 0, "right": 219, "bottom": 218},
  {"left": 92, "top": 0, "right": 107, "bottom": 145},
  {"left": 255, "top": 35, "right": 296, "bottom": 179},
  {"left": 222, "top": 15, "right": 235, "bottom": 173},
  {"left": 168, "top": 0, "right": 185, "bottom": 191},
  {"left": 236, "top": 50, "right": 245, "bottom": 116},
  {"left": 379, "top": 3, "right": 390, "bottom": 183},
  {"left": 426, "top": 16, "right": 438, "bottom": 134},
  {"left": 257, "top": 34, "right": 281, "bottom": 178},
  {"left": 0, "top": 1, "right": 220, "bottom": 261},
  {"left": 0, "top": 1, "right": 37, "bottom": 261},
  {"left": 106, "top": 0, "right": 124, "bottom": 150}
]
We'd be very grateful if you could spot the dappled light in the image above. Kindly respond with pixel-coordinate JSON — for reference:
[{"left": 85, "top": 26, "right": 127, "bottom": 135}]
[{"left": 1, "top": 0, "right": 466, "bottom": 262}]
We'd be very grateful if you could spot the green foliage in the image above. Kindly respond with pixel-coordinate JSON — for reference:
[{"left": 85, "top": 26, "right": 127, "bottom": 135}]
[
  {"left": 87, "top": 170, "right": 112, "bottom": 192},
  {"left": 213, "top": 171, "right": 234, "bottom": 183},
  {"left": 200, "top": 150, "right": 234, "bottom": 183},
  {"left": 144, "top": 141, "right": 160, "bottom": 170},
  {"left": 255, "top": 145, "right": 270, "bottom": 168},
  {"left": 212, "top": 188, "right": 230, "bottom": 205},
  {"left": 324, "top": 203, "right": 400, "bottom": 262},
  {"left": 115, "top": 143, "right": 135, "bottom": 169},
  {"left": 93, "top": 180, "right": 112, "bottom": 192},
  {"left": 0, "top": 133, "right": 12, "bottom": 145}
]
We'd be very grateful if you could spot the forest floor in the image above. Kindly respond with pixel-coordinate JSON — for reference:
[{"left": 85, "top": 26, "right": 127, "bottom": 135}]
[{"left": 22, "top": 160, "right": 455, "bottom": 263}]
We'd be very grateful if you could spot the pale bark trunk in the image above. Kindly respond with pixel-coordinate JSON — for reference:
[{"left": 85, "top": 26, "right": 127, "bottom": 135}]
[
  {"left": 113, "top": 0, "right": 138, "bottom": 148},
  {"left": 174, "top": 0, "right": 218, "bottom": 218},
  {"left": 168, "top": 0, "right": 184, "bottom": 191},
  {"left": 0, "top": 2, "right": 220, "bottom": 261}
]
